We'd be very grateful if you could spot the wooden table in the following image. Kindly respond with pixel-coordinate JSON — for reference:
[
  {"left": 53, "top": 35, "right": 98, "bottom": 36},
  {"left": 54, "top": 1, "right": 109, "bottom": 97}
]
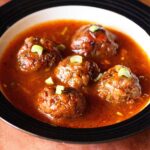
[{"left": 0, "top": 0, "right": 150, "bottom": 150}]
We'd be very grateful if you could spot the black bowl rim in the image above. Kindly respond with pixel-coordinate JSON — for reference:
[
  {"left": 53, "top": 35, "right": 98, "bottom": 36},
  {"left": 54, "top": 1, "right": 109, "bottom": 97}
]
[{"left": 0, "top": 0, "right": 150, "bottom": 144}]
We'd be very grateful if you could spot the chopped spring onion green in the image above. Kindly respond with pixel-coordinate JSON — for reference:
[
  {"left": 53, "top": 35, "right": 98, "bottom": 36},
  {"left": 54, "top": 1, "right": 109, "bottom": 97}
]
[
  {"left": 89, "top": 25, "right": 100, "bottom": 32},
  {"left": 118, "top": 67, "right": 131, "bottom": 78},
  {"left": 45, "top": 77, "right": 54, "bottom": 85},
  {"left": 31, "top": 45, "right": 43, "bottom": 56},
  {"left": 70, "top": 55, "right": 83, "bottom": 64},
  {"left": 57, "top": 44, "right": 66, "bottom": 51},
  {"left": 55, "top": 85, "right": 65, "bottom": 94},
  {"left": 94, "top": 73, "right": 103, "bottom": 82},
  {"left": 115, "top": 65, "right": 121, "bottom": 72}
]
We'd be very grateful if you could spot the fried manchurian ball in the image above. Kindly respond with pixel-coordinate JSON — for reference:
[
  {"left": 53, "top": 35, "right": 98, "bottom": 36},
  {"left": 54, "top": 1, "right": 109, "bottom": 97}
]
[
  {"left": 96, "top": 65, "right": 141, "bottom": 103},
  {"left": 55, "top": 55, "right": 100, "bottom": 89},
  {"left": 71, "top": 24, "right": 118, "bottom": 58},
  {"left": 17, "top": 36, "right": 62, "bottom": 72},
  {"left": 37, "top": 86, "right": 86, "bottom": 119}
]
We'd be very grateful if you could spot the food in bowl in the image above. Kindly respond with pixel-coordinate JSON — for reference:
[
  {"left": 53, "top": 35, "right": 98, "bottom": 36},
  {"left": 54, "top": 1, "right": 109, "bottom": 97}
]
[
  {"left": 55, "top": 55, "right": 100, "bottom": 90},
  {"left": 37, "top": 86, "right": 86, "bottom": 119},
  {"left": 71, "top": 24, "right": 118, "bottom": 58},
  {"left": 0, "top": 20, "right": 150, "bottom": 128},
  {"left": 96, "top": 65, "right": 141, "bottom": 104},
  {"left": 17, "top": 36, "right": 62, "bottom": 72}
]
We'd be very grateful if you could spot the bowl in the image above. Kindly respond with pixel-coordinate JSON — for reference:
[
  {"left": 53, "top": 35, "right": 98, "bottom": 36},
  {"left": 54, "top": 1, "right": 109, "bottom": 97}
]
[{"left": 0, "top": 0, "right": 150, "bottom": 143}]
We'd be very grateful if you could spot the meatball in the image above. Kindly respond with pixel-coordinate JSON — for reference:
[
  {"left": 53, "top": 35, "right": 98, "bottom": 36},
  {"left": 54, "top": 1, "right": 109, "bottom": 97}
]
[
  {"left": 96, "top": 65, "right": 141, "bottom": 103},
  {"left": 55, "top": 55, "right": 100, "bottom": 89},
  {"left": 71, "top": 24, "right": 118, "bottom": 58},
  {"left": 17, "top": 36, "right": 62, "bottom": 72},
  {"left": 37, "top": 86, "right": 86, "bottom": 119}
]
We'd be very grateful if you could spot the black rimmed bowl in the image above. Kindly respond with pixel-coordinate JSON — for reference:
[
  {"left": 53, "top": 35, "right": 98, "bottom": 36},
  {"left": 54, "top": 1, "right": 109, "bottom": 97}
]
[{"left": 0, "top": 0, "right": 150, "bottom": 143}]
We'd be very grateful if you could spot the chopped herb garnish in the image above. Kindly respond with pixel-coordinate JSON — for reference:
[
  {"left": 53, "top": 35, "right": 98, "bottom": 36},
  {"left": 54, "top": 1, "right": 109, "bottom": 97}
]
[
  {"left": 118, "top": 67, "right": 131, "bottom": 78},
  {"left": 70, "top": 55, "right": 83, "bottom": 64},
  {"left": 55, "top": 85, "right": 65, "bottom": 94},
  {"left": 89, "top": 25, "right": 100, "bottom": 32},
  {"left": 31, "top": 45, "right": 43, "bottom": 56},
  {"left": 45, "top": 77, "right": 54, "bottom": 85}
]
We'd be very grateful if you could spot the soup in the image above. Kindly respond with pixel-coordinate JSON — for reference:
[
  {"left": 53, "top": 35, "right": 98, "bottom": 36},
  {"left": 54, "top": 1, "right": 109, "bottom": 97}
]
[{"left": 0, "top": 20, "right": 150, "bottom": 128}]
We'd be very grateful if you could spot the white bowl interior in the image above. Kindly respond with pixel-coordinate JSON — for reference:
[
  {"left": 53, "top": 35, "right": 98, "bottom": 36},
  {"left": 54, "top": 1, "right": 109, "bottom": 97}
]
[{"left": 0, "top": 6, "right": 150, "bottom": 60}]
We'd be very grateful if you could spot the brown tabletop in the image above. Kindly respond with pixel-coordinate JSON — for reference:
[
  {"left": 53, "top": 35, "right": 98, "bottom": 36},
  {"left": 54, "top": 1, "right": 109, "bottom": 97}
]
[{"left": 0, "top": 0, "right": 150, "bottom": 150}]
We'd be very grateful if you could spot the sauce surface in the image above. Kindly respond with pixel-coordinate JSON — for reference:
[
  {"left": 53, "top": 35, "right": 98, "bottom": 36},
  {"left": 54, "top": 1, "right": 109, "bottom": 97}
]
[{"left": 0, "top": 20, "right": 150, "bottom": 128}]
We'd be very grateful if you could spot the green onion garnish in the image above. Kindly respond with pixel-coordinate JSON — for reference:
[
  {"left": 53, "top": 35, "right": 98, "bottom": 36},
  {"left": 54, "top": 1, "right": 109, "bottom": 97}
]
[
  {"left": 89, "top": 25, "right": 100, "bottom": 32},
  {"left": 70, "top": 55, "right": 83, "bottom": 64},
  {"left": 31, "top": 45, "right": 43, "bottom": 56},
  {"left": 45, "top": 77, "right": 54, "bottom": 85},
  {"left": 118, "top": 67, "right": 131, "bottom": 78},
  {"left": 55, "top": 85, "right": 65, "bottom": 94}
]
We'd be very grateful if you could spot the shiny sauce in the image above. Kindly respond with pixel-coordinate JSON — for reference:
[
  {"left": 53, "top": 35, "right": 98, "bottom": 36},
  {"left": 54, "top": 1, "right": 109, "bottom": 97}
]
[{"left": 0, "top": 20, "right": 150, "bottom": 128}]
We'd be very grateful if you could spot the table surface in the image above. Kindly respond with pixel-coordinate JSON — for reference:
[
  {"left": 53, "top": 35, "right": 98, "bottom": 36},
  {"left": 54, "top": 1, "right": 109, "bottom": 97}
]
[{"left": 0, "top": 0, "right": 150, "bottom": 150}]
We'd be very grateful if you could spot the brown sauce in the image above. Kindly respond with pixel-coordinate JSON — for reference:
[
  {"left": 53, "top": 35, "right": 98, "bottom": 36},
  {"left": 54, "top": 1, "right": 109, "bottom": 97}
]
[{"left": 0, "top": 20, "right": 150, "bottom": 128}]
